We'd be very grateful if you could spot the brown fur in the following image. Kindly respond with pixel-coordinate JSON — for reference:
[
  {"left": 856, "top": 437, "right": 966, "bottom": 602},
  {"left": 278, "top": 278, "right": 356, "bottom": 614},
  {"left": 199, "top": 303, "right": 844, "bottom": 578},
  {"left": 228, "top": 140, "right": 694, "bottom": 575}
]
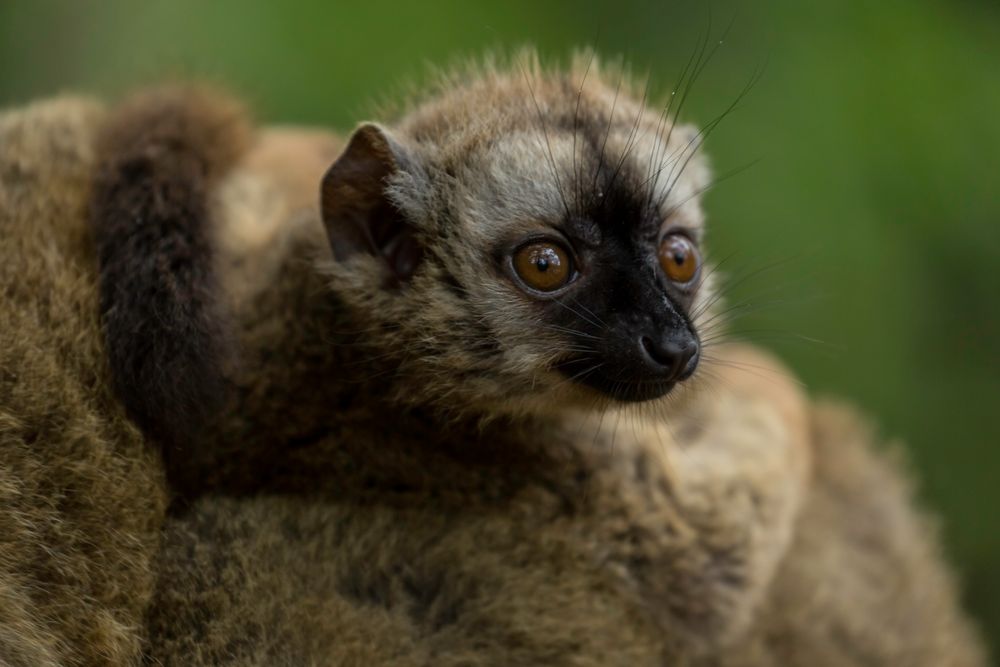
[
  {"left": 710, "top": 403, "right": 986, "bottom": 666},
  {"left": 0, "top": 52, "right": 988, "bottom": 666},
  {"left": 144, "top": 403, "right": 985, "bottom": 666},
  {"left": 90, "top": 87, "right": 252, "bottom": 454},
  {"left": 0, "top": 98, "right": 166, "bottom": 666}
]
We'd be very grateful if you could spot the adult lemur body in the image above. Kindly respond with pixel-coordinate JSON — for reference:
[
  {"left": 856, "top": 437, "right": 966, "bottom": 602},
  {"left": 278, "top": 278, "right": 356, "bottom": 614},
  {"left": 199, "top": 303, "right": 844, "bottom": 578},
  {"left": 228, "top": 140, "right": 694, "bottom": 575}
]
[{"left": 0, "top": 54, "right": 986, "bottom": 665}]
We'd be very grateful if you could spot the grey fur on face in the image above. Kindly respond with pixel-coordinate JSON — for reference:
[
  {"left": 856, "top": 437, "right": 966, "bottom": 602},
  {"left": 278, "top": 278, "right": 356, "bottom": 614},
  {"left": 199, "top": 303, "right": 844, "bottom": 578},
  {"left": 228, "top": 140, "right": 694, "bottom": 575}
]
[{"left": 319, "top": 53, "right": 715, "bottom": 421}]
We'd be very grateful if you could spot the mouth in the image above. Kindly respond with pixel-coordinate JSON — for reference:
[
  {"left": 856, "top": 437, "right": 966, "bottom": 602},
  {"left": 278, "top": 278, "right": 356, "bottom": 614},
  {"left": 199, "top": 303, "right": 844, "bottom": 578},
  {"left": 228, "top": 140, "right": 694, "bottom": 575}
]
[{"left": 555, "top": 358, "right": 680, "bottom": 402}]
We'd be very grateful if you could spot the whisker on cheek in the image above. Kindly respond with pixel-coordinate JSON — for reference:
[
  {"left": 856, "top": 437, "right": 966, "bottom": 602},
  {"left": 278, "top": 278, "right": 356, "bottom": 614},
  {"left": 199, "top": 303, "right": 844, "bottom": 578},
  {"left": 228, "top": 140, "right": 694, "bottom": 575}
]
[
  {"left": 698, "top": 353, "right": 808, "bottom": 388},
  {"left": 566, "top": 294, "right": 609, "bottom": 329},
  {"left": 539, "top": 323, "right": 602, "bottom": 341}
]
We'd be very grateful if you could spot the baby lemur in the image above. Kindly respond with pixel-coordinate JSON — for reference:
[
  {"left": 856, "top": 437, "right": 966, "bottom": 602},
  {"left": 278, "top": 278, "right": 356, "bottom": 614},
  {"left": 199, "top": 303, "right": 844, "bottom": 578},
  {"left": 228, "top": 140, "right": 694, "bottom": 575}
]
[{"left": 0, "top": 52, "right": 986, "bottom": 665}]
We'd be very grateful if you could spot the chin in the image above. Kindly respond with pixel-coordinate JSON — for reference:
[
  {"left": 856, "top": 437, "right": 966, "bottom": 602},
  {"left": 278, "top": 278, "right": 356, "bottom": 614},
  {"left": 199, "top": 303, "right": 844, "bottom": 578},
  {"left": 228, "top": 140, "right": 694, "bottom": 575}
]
[
  {"left": 586, "top": 378, "right": 677, "bottom": 403},
  {"left": 549, "top": 374, "right": 677, "bottom": 406},
  {"left": 555, "top": 357, "right": 697, "bottom": 405}
]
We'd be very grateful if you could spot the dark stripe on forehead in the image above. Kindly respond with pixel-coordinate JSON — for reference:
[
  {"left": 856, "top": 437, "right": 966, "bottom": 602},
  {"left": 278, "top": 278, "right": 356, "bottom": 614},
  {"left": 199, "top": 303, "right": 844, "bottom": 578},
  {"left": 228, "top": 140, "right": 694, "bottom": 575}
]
[{"left": 571, "top": 119, "right": 657, "bottom": 236}]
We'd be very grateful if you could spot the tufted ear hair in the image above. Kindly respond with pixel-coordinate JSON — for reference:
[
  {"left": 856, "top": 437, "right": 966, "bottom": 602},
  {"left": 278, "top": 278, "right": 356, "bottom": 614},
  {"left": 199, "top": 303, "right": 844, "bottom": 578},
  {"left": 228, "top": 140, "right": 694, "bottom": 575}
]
[{"left": 320, "top": 123, "right": 422, "bottom": 283}]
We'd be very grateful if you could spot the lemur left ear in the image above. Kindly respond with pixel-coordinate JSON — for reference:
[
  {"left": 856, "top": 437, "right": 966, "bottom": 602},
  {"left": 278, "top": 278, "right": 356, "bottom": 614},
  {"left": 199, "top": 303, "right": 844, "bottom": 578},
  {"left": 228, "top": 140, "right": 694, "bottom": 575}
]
[{"left": 320, "top": 123, "right": 422, "bottom": 283}]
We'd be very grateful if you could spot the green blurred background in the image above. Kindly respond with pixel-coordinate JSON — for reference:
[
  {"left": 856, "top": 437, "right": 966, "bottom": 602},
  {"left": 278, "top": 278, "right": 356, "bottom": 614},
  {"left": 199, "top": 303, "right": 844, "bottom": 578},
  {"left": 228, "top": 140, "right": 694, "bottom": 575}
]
[{"left": 2, "top": 0, "right": 997, "bottom": 651}]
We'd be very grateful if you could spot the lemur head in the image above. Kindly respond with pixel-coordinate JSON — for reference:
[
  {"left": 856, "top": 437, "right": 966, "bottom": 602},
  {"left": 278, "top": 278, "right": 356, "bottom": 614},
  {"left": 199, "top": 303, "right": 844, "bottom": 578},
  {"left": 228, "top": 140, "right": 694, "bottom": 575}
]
[{"left": 320, "top": 52, "right": 715, "bottom": 419}]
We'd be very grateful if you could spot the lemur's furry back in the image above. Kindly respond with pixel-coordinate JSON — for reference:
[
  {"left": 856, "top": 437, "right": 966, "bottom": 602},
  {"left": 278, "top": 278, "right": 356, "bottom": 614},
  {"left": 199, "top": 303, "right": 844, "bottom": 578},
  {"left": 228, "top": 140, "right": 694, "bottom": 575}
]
[{"left": 90, "top": 88, "right": 251, "bottom": 452}]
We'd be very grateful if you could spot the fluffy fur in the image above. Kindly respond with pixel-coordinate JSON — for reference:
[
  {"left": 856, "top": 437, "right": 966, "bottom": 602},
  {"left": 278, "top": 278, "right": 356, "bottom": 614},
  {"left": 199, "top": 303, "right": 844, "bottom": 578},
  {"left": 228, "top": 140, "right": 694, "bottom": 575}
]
[
  {"left": 0, "top": 52, "right": 988, "bottom": 666},
  {"left": 144, "top": 402, "right": 985, "bottom": 666},
  {"left": 0, "top": 98, "right": 166, "bottom": 666},
  {"left": 90, "top": 87, "right": 251, "bottom": 455}
]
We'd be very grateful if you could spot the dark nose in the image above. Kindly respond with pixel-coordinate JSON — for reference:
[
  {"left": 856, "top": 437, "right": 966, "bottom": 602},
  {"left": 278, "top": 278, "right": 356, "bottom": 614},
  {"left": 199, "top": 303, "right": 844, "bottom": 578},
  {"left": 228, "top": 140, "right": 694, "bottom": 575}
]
[{"left": 639, "top": 335, "right": 700, "bottom": 383}]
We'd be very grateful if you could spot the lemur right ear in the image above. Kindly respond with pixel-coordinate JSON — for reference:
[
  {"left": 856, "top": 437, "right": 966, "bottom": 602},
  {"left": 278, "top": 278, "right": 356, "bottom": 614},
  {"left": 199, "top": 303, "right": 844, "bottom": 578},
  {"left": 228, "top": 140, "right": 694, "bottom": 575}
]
[{"left": 320, "top": 123, "right": 422, "bottom": 283}]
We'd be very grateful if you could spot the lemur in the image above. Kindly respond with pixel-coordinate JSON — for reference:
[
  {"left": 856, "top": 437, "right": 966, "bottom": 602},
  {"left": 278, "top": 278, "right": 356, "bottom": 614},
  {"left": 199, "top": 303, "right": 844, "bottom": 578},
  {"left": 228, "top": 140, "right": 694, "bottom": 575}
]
[{"left": 0, "top": 51, "right": 985, "bottom": 665}]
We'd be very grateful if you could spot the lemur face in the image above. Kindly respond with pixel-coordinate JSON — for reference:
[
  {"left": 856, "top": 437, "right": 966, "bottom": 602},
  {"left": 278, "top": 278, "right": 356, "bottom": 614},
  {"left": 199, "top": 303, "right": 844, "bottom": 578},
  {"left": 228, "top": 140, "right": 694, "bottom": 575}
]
[{"left": 320, "top": 54, "right": 714, "bottom": 416}]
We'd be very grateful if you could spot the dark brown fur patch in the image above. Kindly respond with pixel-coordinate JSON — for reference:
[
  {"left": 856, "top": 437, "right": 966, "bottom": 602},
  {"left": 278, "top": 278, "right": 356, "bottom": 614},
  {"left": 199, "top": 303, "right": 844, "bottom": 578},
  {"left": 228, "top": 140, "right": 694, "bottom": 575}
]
[{"left": 89, "top": 86, "right": 251, "bottom": 453}]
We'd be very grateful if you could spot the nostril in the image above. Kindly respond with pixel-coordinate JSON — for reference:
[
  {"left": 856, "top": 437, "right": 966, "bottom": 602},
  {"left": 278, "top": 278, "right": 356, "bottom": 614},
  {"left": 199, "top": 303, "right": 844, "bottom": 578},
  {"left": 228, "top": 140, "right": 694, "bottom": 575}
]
[
  {"left": 640, "top": 335, "right": 681, "bottom": 369},
  {"left": 678, "top": 343, "right": 700, "bottom": 380},
  {"left": 640, "top": 335, "right": 699, "bottom": 381}
]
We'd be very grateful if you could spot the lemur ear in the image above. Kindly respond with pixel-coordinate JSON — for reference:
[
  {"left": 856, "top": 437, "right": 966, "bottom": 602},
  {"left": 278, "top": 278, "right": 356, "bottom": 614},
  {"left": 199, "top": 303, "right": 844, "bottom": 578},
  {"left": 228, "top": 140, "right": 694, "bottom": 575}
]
[{"left": 320, "top": 123, "right": 422, "bottom": 282}]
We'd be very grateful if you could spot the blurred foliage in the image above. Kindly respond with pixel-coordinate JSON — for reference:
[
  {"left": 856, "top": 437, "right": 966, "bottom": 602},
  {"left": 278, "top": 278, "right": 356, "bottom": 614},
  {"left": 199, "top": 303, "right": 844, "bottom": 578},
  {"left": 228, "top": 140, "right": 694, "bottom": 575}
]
[{"left": 2, "top": 0, "right": 997, "bottom": 651}]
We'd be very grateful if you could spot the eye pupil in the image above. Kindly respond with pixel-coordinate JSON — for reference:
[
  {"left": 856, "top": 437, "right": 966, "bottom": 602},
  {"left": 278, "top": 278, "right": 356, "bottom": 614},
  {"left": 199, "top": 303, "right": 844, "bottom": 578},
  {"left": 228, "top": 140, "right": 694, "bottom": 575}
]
[
  {"left": 512, "top": 241, "right": 573, "bottom": 293},
  {"left": 658, "top": 233, "right": 700, "bottom": 286}
]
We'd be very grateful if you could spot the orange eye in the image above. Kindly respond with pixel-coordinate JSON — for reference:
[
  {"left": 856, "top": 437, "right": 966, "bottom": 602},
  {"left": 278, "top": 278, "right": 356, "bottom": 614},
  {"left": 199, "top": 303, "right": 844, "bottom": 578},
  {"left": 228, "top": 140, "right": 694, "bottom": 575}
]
[
  {"left": 658, "top": 233, "right": 700, "bottom": 285},
  {"left": 512, "top": 241, "right": 572, "bottom": 292}
]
